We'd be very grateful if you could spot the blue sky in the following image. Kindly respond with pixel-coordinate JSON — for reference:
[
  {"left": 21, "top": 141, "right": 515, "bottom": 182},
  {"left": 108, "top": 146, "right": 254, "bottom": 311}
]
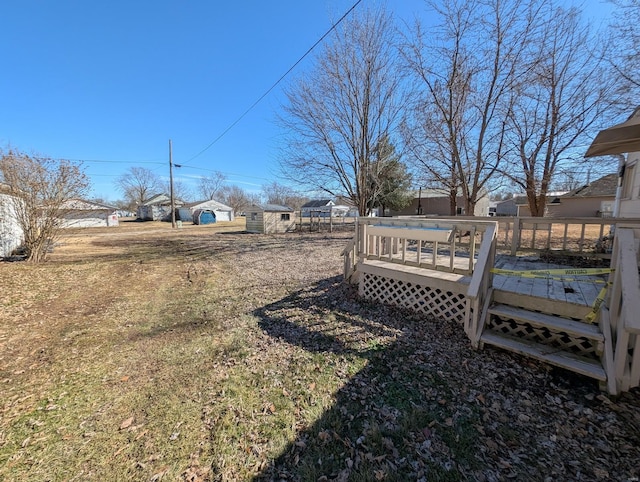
[{"left": 0, "top": 1, "right": 613, "bottom": 202}]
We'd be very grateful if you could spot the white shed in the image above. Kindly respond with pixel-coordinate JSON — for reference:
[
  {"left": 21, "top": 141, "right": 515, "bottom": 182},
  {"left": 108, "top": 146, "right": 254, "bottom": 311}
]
[{"left": 177, "top": 199, "right": 234, "bottom": 223}]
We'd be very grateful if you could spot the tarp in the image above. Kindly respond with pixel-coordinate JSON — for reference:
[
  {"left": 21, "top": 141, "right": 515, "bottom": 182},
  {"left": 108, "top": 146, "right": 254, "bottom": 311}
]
[
  {"left": 194, "top": 209, "right": 216, "bottom": 225},
  {"left": 585, "top": 106, "right": 640, "bottom": 157}
]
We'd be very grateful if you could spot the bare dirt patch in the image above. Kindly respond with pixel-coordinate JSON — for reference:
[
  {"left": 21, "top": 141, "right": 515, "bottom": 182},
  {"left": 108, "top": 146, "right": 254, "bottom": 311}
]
[{"left": 1, "top": 220, "right": 638, "bottom": 481}]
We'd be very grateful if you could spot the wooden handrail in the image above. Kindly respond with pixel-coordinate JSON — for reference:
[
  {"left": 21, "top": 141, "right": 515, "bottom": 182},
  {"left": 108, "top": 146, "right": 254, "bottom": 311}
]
[
  {"left": 616, "top": 228, "right": 640, "bottom": 334},
  {"left": 341, "top": 236, "right": 356, "bottom": 256},
  {"left": 467, "top": 223, "right": 497, "bottom": 299}
]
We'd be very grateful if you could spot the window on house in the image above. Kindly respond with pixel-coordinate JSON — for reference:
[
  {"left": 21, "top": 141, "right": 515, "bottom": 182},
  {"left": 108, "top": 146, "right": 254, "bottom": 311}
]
[
  {"left": 251, "top": 213, "right": 257, "bottom": 221},
  {"left": 281, "top": 213, "right": 290, "bottom": 221},
  {"left": 456, "top": 207, "right": 464, "bottom": 215}
]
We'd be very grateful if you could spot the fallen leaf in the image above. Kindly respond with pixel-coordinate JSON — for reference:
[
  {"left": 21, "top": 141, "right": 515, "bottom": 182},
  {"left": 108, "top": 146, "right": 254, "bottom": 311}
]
[
  {"left": 119, "top": 417, "right": 134, "bottom": 430},
  {"left": 150, "top": 467, "right": 168, "bottom": 481}
]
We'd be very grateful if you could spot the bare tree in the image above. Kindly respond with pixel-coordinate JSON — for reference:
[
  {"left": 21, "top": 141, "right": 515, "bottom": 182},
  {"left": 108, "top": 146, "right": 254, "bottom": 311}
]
[
  {"left": 402, "top": 0, "right": 537, "bottom": 215},
  {"left": 198, "top": 171, "right": 226, "bottom": 200},
  {"left": 279, "top": 8, "right": 406, "bottom": 216},
  {"left": 164, "top": 179, "right": 193, "bottom": 203},
  {"left": 504, "top": 4, "right": 616, "bottom": 216},
  {"left": 0, "top": 150, "right": 89, "bottom": 262},
  {"left": 219, "top": 185, "right": 260, "bottom": 216},
  {"left": 607, "top": 0, "right": 640, "bottom": 95},
  {"left": 261, "top": 181, "right": 308, "bottom": 211},
  {"left": 115, "top": 167, "right": 162, "bottom": 209}
]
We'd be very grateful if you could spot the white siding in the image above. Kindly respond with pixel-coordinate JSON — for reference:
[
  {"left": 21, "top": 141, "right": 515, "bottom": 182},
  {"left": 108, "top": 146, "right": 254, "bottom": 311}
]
[
  {"left": 619, "top": 152, "right": 640, "bottom": 218},
  {"left": 60, "top": 210, "right": 116, "bottom": 228},
  {"left": 214, "top": 210, "right": 232, "bottom": 222},
  {"left": 0, "top": 193, "right": 23, "bottom": 257}
]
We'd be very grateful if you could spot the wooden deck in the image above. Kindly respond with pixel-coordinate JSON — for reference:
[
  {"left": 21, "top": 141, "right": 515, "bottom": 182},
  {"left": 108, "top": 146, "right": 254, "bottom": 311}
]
[
  {"left": 361, "top": 253, "right": 605, "bottom": 307},
  {"left": 348, "top": 218, "right": 640, "bottom": 395},
  {"left": 492, "top": 256, "right": 605, "bottom": 306}
]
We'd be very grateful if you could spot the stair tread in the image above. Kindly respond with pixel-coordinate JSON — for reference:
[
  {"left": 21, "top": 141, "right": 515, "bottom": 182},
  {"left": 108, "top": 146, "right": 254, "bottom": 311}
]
[
  {"left": 481, "top": 331, "right": 606, "bottom": 381},
  {"left": 489, "top": 304, "right": 603, "bottom": 341}
]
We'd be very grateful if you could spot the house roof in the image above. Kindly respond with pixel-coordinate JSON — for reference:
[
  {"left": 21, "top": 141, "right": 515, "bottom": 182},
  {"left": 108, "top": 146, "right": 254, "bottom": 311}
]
[
  {"left": 301, "top": 199, "right": 334, "bottom": 208},
  {"left": 560, "top": 173, "right": 617, "bottom": 198},
  {"left": 257, "top": 204, "right": 293, "bottom": 212},
  {"left": 510, "top": 192, "right": 568, "bottom": 205},
  {"left": 62, "top": 199, "right": 117, "bottom": 210},
  {"left": 410, "top": 187, "right": 489, "bottom": 199},
  {"left": 142, "top": 193, "right": 184, "bottom": 206},
  {"left": 183, "top": 199, "right": 233, "bottom": 211}
]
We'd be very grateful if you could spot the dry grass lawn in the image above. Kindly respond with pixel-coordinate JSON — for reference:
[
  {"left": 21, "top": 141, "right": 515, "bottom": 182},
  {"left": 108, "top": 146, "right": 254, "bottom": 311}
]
[{"left": 1, "top": 218, "right": 639, "bottom": 481}]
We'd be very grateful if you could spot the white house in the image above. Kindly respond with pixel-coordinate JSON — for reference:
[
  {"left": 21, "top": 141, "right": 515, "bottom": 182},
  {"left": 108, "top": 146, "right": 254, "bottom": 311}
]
[
  {"left": 586, "top": 106, "right": 640, "bottom": 220},
  {"left": 0, "top": 188, "right": 23, "bottom": 257},
  {"left": 300, "top": 199, "right": 334, "bottom": 217},
  {"left": 177, "top": 199, "right": 234, "bottom": 223},
  {"left": 137, "top": 193, "right": 184, "bottom": 221},
  {"left": 59, "top": 199, "right": 119, "bottom": 228}
]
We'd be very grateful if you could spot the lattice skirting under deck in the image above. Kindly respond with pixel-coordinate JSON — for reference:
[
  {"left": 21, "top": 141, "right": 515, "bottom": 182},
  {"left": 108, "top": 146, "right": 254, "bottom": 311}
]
[
  {"left": 360, "top": 272, "right": 467, "bottom": 323},
  {"left": 488, "top": 316, "right": 601, "bottom": 358}
]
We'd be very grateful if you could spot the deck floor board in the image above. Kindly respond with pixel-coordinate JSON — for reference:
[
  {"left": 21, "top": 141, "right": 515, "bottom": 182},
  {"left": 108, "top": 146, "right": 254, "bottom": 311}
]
[{"left": 492, "top": 255, "right": 607, "bottom": 306}]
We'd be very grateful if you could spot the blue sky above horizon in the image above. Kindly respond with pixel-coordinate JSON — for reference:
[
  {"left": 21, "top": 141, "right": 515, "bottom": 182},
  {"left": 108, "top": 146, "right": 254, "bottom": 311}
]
[{"left": 1, "top": 1, "right": 614, "bottom": 202}]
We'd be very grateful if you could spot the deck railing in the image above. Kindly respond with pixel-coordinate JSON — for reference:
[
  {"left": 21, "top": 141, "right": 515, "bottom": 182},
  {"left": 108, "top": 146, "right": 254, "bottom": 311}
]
[
  {"left": 465, "top": 223, "right": 497, "bottom": 347},
  {"left": 354, "top": 217, "right": 497, "bottom": 275},
  {"left": 495, "top": 216, "right": 640, "bottom": 258},
  {"left": 603, "top": 228, "right": 640, "bottom": 394},
  {"left": 341, "top": 235, "right": 357, "bottom": 283},
  {"left": 409, "top": 215, "right": 640, "bottom": 259}
]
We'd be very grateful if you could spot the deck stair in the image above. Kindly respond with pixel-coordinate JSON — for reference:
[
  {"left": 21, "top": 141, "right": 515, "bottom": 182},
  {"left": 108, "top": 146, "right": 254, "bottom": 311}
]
[{"left": 481, "top": 302, "right": 606, "bottom": 382}]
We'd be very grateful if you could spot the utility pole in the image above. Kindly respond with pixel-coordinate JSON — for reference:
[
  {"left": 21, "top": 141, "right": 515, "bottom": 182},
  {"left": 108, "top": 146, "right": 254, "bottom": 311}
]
[{"left": 169, "top": 139, "right": 176, "bottom": 228}]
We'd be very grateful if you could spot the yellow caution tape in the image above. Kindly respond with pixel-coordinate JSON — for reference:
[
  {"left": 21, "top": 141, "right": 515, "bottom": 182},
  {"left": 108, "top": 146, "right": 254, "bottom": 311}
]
[
  {"left": 489, "top": 267, "right": 614, "bottom": 323},
  {"left": 491, "top": 267, "right": 614, "bottom": 277},
  {"left": 585, "top": 283, "right": 611, "bottom": 323}
]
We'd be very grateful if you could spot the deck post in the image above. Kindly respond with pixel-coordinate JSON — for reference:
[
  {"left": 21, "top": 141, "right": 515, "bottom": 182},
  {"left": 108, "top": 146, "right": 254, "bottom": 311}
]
[{"left": 511, "top": 217, "right": 521, "bottom": 256}]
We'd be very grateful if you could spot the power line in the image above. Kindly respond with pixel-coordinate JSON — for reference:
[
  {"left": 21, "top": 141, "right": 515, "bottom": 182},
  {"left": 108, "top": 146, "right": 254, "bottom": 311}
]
[
  {"left": 75, "top": 158, "right": 164, "bottom": 165},
  {"left": 184, "top": 0, "right": 363, "bottom": 165},
  {"left": 175, "top": 163, "right": 272, "bottom": 181}
]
